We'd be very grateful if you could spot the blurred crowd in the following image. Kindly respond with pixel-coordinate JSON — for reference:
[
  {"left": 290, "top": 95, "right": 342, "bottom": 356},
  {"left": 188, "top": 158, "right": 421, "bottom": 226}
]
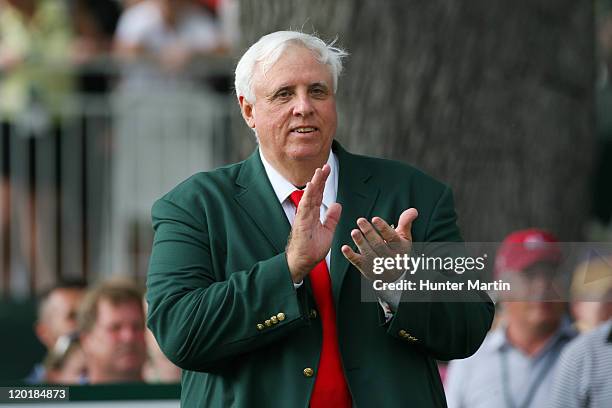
[
  {"left": 0, "top": 0, "right": 237, "bottom": 127},
  {"left": 0, "top": 0, "right": 238, "bottom": 294},
  {"left": 442, "top": 229, "right": 612, "bottom": 408},
  {"left": 27, "top": 276, "right": 181, "bottom": 385}
]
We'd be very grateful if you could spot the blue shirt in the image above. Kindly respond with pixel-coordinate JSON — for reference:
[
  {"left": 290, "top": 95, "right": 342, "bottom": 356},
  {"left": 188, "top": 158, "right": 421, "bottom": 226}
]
[{"left": 445, "top": 317, "right": 577, "bottom": 408}]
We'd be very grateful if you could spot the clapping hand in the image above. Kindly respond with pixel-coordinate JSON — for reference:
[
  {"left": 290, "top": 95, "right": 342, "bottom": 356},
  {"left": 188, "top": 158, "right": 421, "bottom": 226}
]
[
  {"left": 286, "top": 165, "right": 342, "bottom": 283},
  {"left": 341, "top": 209, "right": 418, "bottom": 282}
]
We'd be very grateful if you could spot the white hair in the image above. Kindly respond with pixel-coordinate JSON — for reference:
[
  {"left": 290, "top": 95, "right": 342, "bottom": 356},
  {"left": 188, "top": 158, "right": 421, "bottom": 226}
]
[{"left": 235, "top": 31, "right": 348, "bottom": 102}]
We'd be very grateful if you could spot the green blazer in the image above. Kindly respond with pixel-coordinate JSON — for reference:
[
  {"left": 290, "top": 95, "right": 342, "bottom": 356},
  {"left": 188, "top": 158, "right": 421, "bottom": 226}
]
[{"left": 147, "top": 141, "right": 494, "bottom": 407}]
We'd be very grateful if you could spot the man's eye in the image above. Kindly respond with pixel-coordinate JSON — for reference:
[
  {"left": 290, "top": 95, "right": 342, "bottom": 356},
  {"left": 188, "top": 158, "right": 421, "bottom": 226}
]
[
  {"left": 275, "top": 90, "right": 291, "bottom": 98},
  {"left": 310, "top": 87, "right": 328, "bottom": 97}
]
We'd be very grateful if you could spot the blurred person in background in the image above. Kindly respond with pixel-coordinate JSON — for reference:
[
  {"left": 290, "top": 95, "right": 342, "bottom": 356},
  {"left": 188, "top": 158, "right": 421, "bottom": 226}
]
[
  {"left": 142, "top": 297, "right": 181, "bottom": 383},
  {"left": 113, "top": 0, "right": 225, "bottom": 91},
  {"left": 44, "top": 333, "right": 87, "bottom": 384},
  {"left": 0, "top": 0, "right": 73, "bottom": 135},
  {"left": 548, "top": 254, "right": 612, "bottom": 406},
  {"left": 108, "top": 0, "right": 229, "bottom": 279},
  {"left": 198, "top": 0, "right": 240, "bottom": 51},
  {"left": 69, "top": 0, "right": 122, "bottom": 94},
  {"left": 26, "top": 279, "right": 86, "bottom": 383},
  {"left": 570, "top": 255, "right": 612, "bottom": 332},
  {"left": 78, "top": 278, "right": 147, "bottom": 384},
  {"left": 548, "top": 314, "right": 612, "bottom": 407},
  {"left": 445, "top": 229, "right": 576, "bottom": 408},
  {"left": 0, "top": 0, "right": 76, "bottom": 295}
]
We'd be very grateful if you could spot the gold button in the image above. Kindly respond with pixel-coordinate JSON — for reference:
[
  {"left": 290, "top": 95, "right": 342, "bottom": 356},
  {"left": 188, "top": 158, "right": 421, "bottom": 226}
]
[
  {"left": 265, "top": 319, "right": 272, "bottom": 327},
  {"left": 271, "top": 316, "right": 279, "bottom": 324},
  {"left": 303, "top": 367, "right": 314, "bottom": 377},
  {"left": 399, "top": 329, "right": 408, "bottom": 338},
  {"left": 277, "top": 312, "right": 286, "bottom": 321},
  {"left": 256, "top": 324, "right": 265, "bottom": 330},
  {"left": 309, "top": 309, "right": 317, "bottom": 319}
]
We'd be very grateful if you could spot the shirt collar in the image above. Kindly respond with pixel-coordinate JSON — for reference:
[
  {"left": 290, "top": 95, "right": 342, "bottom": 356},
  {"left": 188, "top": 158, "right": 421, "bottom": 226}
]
[{"left": 258, "top": 148, "right": 338, "bottom": 207}]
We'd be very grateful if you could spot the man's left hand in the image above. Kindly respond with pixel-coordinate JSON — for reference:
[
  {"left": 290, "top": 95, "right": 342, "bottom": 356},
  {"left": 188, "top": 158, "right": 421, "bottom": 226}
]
[{"left": 341, "top": 208, "right": 418, "bottom": 282}]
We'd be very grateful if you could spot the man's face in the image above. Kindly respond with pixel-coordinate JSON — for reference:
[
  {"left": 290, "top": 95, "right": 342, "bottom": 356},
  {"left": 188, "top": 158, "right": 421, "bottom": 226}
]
[
  {"left": 572, "top": 301, "right": 612, "bottom": 331},
  {"left": 37, "top": 288, "right": 85, "bottom": 349},
  {"left": 81, "top": 299, "right": 146, "bottom": 382},
  {"left": 505, "top": 300, "right": 566, "bottom": 334},
  {"left": 239, "top": 45, "right": 337, "bottom": 167},
  {"left": 503, "top": 262, "right": 567, "bottom": 333}
]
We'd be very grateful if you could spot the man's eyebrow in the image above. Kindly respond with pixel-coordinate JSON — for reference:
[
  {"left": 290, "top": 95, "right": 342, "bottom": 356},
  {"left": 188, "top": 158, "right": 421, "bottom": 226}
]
[
  {"left": 266, "top": 81, "right": 331, "bottom": 99},
  {"left": 267, "top": 85, "right": 294, "bottom": 98}
]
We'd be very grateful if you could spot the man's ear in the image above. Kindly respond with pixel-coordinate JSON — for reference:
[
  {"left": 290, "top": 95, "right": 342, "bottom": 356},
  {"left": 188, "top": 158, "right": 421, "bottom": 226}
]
[{"left": 238, "top": 96, "right": 256, "bottom": 129}]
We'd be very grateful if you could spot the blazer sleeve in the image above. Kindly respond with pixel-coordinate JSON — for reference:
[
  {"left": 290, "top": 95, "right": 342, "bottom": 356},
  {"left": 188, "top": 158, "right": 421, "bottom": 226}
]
[
  {"left": 146, "top": 197, "right": 310, "bottom": 372},
  {"left": 385, "top": 186, "right": 495, "bottom": 361}
]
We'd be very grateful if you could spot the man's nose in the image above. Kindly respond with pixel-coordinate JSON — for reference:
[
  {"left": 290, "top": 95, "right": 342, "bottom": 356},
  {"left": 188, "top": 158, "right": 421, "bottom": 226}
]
[{"left": 292, "top": 93, "right": 314, "bottom": 117}]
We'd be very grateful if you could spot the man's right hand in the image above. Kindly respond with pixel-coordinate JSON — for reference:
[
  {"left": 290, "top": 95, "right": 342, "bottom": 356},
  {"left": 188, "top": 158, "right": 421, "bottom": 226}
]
[{"left": 286, "top": 164, "right": 342, "bottom": 283}]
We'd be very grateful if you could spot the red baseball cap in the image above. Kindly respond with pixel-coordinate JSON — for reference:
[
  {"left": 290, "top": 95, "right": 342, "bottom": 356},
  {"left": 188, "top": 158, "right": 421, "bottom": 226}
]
[{"left": 494, "top": 229, "right": 562, "bottom": 277}]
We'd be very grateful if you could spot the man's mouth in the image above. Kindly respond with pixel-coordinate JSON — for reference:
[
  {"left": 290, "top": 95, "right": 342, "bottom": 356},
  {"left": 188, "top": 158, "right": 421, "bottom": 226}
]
[{"left": 292, "top": 126, "right": 318, "bottom": 134}]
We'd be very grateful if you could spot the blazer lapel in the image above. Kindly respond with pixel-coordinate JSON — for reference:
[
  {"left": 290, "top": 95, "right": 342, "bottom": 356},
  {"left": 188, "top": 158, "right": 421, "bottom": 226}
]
[
  {"left": 234, "top": 142, "right": 379, "bottom": 305},
  {"left": 234, "top": 149, "right": 291, "bottom": 254},
  {"left": 330, "top": 142, "right": 380, "bottom": 305}
]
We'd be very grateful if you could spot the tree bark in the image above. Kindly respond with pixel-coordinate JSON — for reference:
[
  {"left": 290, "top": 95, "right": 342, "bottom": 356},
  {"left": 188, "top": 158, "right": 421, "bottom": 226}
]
[{"left": 235, "top": 0, "right": 595, "bottom": 241}]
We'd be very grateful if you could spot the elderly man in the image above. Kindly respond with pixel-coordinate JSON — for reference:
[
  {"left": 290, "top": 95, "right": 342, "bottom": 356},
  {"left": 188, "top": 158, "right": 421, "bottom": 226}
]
[
  {"left": 147, "top": 31, "right": 494, "bottom": 407},
  {"left": 445, "top": 229, "right": 576, "bottom": 408},
  {"left": 78, "top": 278, "right": 147, "bottom": 384}
]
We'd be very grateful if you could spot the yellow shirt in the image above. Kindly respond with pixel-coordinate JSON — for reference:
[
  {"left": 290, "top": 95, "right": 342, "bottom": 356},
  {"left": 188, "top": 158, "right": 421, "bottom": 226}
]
[{"left": 0, "top": 0, "right": 73, "bottom": 120}]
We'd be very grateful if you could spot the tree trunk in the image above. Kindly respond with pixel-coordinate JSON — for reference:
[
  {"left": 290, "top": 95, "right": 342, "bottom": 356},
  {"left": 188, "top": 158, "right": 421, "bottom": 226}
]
[{"left": 235, "top": 0, "right": 595, "bottom": 241}]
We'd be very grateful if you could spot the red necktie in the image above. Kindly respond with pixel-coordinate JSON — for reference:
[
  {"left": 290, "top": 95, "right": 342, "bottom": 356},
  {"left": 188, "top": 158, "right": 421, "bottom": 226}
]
[{"left": 289, "top": 190, "right": 352, "bottom": 408}]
